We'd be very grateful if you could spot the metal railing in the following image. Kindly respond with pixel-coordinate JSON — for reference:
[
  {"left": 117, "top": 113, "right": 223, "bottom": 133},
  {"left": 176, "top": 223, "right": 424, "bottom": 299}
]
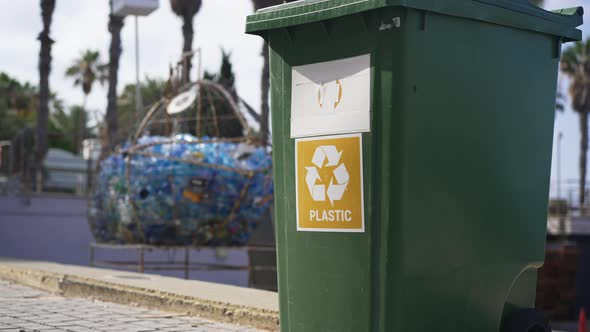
[{"left": 549, "top": 179, "right": 590, "bottom": 210}]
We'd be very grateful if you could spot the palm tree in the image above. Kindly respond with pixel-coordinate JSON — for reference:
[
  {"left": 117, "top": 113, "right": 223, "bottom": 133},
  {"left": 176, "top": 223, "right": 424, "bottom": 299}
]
[
  {"left": 0, "top": 73, "right": 39, "bottom": 141},
  {"left": 104, "top": 0, "right": 125, "bottom": 156},
  {"left": 65, "top": 50, "right": 107, "bottom": 154},
  {"left": 1, "top": 72, "right": 65, "bottom": 143},
  {"left": 202, "top": 50, "right": 244, "bottom": 138},
  {"left": 36, "top": 0, "right": 56, "bottom": 191},
  {"left": 251, "top": 0, "right": 282, "bottom": 146},
  {"left": 65, "top": 50, "right": 108, "bottom": 107},
  {"left": 117, "top": 77, "right": 167, "bottom": 138},
  {"left": 50, "top": 105, "right": 90, "bottom": 154},
  {"left": 169, "top": 0, "right": 202, "bottom": 83},
  {"left": 561, "top": 39, "right": 590, "bottom": 209}
]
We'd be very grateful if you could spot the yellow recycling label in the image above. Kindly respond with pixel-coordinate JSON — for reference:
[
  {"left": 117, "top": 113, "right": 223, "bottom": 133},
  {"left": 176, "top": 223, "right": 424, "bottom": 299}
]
[{"left": 295, "top": 134, "right": 365, "bottom": 232}]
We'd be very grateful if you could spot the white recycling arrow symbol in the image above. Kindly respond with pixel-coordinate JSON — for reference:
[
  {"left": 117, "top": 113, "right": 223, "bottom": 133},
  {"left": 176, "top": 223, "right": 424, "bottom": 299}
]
[{"left": 305, "top": 145, "right": 349, "bottom": 206}]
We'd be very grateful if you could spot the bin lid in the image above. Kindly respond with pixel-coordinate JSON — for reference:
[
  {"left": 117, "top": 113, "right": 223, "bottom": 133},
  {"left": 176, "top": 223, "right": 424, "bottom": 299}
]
[{"left": 246, "top": 0, "right": 583, "bottom": 41}]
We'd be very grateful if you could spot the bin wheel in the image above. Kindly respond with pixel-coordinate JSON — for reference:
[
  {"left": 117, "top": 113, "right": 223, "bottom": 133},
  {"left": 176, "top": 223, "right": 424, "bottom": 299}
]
[{"left": 502, "top": 308, "right": 551, "bottom": 332}]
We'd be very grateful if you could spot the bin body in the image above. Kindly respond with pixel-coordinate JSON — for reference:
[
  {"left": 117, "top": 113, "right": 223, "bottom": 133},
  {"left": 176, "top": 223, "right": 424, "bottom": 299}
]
[{"left": 247, "top": 1, "right": 582, "bottom": 331}]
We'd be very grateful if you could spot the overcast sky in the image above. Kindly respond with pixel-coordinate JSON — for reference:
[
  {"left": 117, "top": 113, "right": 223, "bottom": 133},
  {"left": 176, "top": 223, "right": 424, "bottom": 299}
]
[
  {"left": 543, "top": 0, "right": 590, "bottom": 198},
  {"left": 0, "top": 0, "right": 263, "bottom": 117},
  {"left": 0, "top": 0, "right": 589, "bottom": 197}
]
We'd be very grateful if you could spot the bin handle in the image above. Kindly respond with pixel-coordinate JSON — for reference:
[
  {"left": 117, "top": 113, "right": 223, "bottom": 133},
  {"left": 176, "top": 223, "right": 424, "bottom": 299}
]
[{"left": 552, "top": 7, "right": 585, "bottom": 18}]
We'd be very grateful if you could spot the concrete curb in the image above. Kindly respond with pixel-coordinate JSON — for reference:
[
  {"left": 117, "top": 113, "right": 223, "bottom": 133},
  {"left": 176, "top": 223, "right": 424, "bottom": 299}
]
[{"left": 0, "top": 259, "right": 279, "bottom": 331}]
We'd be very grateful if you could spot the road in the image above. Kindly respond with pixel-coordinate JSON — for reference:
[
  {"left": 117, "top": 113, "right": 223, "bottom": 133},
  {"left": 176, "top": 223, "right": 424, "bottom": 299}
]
[{"left": 0, "top": 280, "right": 265, "bottom": 332}]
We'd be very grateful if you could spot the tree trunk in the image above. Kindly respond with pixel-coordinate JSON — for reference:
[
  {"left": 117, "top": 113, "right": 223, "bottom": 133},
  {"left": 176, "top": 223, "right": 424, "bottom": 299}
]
[
  {"left": 36, "top": 0, "right": 56, "bottom": 192},
  {"left": 181, "top": 14, "right": 194, "bottom": 84},
  {"left": 580, "top": 111, "right": 589, "bottom": 211},
  {"left": 82, "top": 95, "right": 90, "bottom": 195},
  {"left": 260, "top": 43, "right": 270, "bottom": 146},
  {"left": 103, "top": 13, "right": 124, "bottom": 157},
  {"left": 77, "top": 95, "right": 87, "bottom": 155}
]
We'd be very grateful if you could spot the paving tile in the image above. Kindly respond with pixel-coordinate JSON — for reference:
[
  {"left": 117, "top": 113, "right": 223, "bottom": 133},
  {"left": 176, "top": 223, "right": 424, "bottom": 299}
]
[{"left": 0, "top": 281, "right": 268, "bottom": 332}]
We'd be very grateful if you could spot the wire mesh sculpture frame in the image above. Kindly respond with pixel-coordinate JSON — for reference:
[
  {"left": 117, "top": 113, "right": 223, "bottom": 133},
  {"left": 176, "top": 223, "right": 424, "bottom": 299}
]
[{"left": 92, "top": 78, "right": 273, "bottom": 246}]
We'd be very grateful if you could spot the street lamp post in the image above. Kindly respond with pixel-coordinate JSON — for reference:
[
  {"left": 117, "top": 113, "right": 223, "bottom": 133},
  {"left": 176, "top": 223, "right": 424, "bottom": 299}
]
[
  {"left": 134, "top": 16, "right": 142, "bottom": 120},
  {"left": 557, "top": 131, "right": 563, "bottom": 200},
  {"left": 112, "top": 0, "right": 159, "bottom": 119}
]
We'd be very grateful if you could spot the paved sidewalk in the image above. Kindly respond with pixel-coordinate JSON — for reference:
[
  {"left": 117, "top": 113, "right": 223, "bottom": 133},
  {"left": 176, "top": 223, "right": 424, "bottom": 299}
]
[
  {"left": 551, "top": 321, "right": 576, "bottom": 332},
  {"left": 0, "top": 280, "right": 266, "bottom": 332}
]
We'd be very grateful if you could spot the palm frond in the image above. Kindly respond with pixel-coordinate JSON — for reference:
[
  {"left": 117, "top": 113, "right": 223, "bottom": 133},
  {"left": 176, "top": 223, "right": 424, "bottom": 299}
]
[{"left": 65, "top": 49, "right": 108, "bottom": 96}]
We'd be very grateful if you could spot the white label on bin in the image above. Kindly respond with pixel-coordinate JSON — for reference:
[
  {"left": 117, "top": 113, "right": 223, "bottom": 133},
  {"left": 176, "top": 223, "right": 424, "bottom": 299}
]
[{"left": 290, "top": 54, "right": 371, "bottom": 138}]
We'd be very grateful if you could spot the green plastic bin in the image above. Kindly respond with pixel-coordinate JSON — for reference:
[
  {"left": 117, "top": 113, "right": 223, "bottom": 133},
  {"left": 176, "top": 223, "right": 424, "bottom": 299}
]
[{"left": 246, "top": 1, "right": 583, "bottom": 331}]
